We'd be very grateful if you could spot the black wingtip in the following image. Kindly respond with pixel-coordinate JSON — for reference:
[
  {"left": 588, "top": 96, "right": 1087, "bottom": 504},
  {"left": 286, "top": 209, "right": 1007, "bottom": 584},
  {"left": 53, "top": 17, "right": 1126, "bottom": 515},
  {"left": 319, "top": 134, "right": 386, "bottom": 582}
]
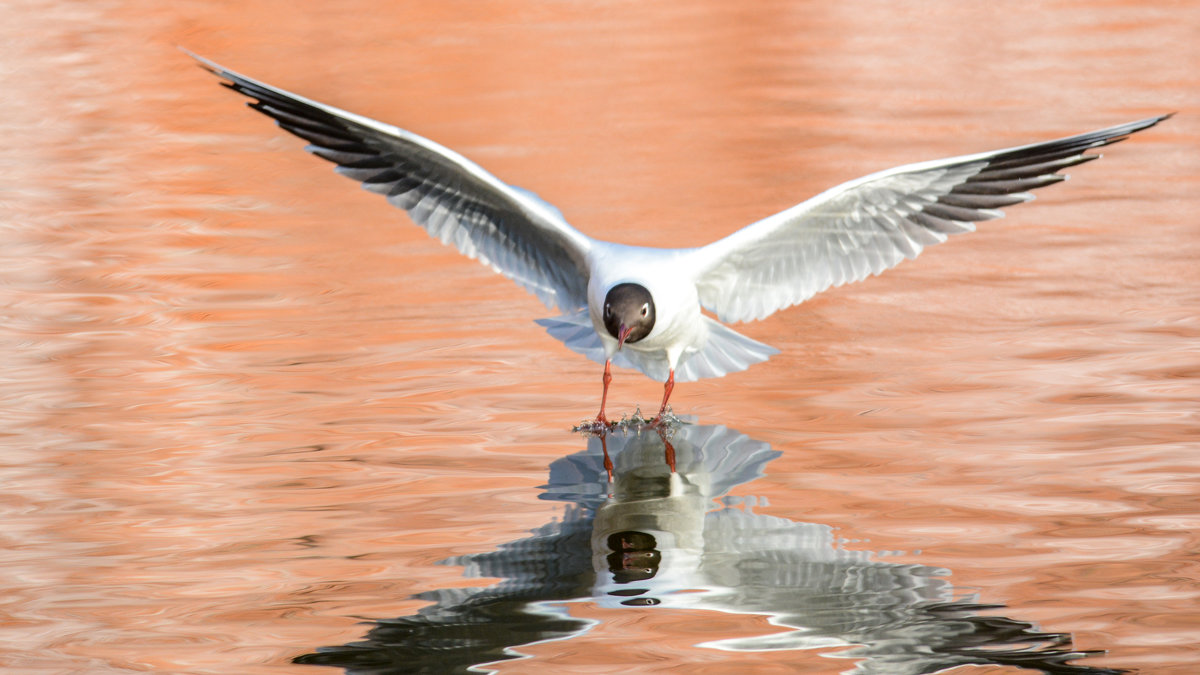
[{"left": 1117, "top": 112, "right": 1173, "bottom": 136}]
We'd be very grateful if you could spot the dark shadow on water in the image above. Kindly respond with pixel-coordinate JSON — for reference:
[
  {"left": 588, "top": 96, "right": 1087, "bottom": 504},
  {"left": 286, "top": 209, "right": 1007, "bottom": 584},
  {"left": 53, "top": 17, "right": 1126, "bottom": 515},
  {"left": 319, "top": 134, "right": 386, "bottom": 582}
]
[{"left": 294, "top": 421, "right": 1128, "bottom": 674}]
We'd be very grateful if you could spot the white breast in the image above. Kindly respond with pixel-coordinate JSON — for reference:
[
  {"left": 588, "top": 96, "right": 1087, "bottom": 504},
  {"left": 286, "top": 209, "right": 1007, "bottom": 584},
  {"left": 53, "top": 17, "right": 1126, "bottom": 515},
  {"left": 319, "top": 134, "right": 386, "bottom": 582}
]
[{"left": 586, "top": 242, "right": 705, "bottom": 360}]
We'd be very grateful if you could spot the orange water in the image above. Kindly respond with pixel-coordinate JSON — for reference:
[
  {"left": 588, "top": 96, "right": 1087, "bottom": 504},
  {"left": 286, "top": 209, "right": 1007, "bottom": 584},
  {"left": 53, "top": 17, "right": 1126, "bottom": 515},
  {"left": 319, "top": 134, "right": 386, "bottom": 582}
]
[{"left": 1, "top": 1, "right": 1197, "bottom": 673}]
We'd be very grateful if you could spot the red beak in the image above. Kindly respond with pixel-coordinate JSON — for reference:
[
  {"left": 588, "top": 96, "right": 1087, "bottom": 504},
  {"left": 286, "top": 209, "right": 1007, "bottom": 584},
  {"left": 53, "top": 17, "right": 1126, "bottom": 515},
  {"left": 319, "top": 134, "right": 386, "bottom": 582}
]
[{"left": 617, "top": 324, "right": 631, "bottom": 350}]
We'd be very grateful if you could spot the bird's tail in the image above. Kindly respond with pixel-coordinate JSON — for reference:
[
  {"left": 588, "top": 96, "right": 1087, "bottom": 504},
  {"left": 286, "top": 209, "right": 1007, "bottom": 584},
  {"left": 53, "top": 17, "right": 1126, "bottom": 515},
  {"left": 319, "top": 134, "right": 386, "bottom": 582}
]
[
  {"left": 536, "top": 312, "right": 778, "bottom": 383},
  {"left": 673, "top": 317, "right": 779, "bottom": 382}
]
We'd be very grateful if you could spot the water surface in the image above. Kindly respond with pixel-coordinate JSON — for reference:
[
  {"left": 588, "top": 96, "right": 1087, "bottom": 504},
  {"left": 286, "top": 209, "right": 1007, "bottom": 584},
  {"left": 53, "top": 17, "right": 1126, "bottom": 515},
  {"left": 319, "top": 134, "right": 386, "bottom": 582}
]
[{"left": 1, "top": 1, "right": 1197, "bottom": 673}]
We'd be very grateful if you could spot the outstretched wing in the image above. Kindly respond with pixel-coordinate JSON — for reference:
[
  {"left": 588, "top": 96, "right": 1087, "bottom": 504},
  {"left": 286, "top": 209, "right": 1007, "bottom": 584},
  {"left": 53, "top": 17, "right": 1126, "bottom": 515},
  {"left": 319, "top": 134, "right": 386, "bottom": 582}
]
[
  {"left": 191, "top": 51, "right": 594, "bottom": 312},
  {"left": 692, "top": 115, "right": 1170, "bottom": 323}
]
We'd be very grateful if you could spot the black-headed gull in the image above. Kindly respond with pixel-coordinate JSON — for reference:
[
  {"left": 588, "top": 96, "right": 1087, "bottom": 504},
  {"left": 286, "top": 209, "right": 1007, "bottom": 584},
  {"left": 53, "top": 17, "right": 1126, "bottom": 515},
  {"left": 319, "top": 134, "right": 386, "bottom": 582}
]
[{"left": 190, "top": 53, "right": 1168, "bottom": 426}]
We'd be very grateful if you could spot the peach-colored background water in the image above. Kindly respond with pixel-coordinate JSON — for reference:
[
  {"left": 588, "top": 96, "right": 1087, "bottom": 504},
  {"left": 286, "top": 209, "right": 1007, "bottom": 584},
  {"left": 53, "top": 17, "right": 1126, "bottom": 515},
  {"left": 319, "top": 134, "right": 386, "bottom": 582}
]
[{"left": 1, "top": 1, "right": 1197, "bottom": 673}]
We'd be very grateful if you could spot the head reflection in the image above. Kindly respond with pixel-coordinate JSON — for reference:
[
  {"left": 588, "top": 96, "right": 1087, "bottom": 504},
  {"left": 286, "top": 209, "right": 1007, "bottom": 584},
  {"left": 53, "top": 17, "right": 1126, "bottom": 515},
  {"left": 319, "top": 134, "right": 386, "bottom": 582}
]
[
  {"left": 606, "top": 530, "right": 662, "bottom": 584},
  {"left": 294, "top": 421, "right": 1127, "bottom": 675}
]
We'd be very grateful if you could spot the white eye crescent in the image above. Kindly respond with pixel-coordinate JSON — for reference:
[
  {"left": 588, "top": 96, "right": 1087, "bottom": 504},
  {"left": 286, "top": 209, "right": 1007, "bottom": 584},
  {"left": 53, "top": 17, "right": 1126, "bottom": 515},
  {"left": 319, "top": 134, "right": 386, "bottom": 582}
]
[
  {"left": 640, "top": 303, "right": 649, "bottom": 317},
  {"left": 604, "top": 303, "right": 611, "bottom": 317}
]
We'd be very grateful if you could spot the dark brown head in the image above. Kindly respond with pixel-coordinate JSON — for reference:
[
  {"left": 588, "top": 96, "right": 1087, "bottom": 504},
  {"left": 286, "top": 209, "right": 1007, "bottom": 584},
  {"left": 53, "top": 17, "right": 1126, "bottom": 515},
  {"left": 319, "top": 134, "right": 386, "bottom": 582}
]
[{"left": 603, "top": 283, "right": 655, "bottom": 348}]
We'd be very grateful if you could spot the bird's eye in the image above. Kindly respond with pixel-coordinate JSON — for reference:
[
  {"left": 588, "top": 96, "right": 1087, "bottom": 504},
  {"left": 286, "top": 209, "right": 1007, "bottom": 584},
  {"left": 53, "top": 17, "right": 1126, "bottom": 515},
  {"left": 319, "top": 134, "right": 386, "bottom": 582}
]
[
  {"left": 640, "top": 303, "right": 649, "bottom": 317},
  {"left": 604, "top": 303, "right": 611, "bottom": 317}
]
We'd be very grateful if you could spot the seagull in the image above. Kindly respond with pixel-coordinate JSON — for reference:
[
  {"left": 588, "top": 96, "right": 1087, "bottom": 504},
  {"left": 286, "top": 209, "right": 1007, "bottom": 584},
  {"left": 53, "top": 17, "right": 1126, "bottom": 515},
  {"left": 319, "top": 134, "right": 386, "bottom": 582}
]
[{"left": 189, "top": 52, "right": 1169, "bottom": 427}]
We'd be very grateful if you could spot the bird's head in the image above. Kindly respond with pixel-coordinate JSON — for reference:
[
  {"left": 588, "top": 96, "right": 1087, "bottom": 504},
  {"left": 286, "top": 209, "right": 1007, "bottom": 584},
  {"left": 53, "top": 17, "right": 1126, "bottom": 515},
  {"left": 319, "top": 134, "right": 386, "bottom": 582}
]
[{"left": 603, "top": 283, "right": 655, "bottom": 349}]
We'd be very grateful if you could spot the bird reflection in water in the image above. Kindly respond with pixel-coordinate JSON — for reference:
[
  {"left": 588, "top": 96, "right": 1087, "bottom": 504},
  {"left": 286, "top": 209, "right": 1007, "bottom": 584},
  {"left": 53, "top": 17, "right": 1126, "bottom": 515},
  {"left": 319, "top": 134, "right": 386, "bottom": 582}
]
[
  {"left": 294, "top": 422, "right": 1126, "bottom": 674},
  {"left": 588, "top": 414, "right": 680, "bottom": 480}
]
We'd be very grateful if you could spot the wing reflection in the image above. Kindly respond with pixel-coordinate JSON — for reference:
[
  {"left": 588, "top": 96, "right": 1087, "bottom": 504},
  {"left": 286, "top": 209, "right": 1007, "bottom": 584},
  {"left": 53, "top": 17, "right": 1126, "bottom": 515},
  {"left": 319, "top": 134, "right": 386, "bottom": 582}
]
[{"left": 295, "top": 422, "right": 1125, "bottom": 674}]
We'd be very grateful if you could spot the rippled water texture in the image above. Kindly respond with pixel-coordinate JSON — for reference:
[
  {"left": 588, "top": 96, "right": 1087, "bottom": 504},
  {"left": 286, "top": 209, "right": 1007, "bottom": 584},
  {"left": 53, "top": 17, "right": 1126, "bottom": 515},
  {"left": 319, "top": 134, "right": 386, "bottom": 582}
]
[{"left": 2, "top": 1, "right": 1198, "bottom": 673}]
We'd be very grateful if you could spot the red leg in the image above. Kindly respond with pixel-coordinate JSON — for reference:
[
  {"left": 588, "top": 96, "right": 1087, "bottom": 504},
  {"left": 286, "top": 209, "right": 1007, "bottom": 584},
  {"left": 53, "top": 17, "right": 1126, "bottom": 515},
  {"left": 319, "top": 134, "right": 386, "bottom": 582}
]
[
  {"left": 595, "top": 359, "right": 613, "bottom": 426},
  {"left": 651, "top": 368, "right": 675, "bottom": 423}
]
